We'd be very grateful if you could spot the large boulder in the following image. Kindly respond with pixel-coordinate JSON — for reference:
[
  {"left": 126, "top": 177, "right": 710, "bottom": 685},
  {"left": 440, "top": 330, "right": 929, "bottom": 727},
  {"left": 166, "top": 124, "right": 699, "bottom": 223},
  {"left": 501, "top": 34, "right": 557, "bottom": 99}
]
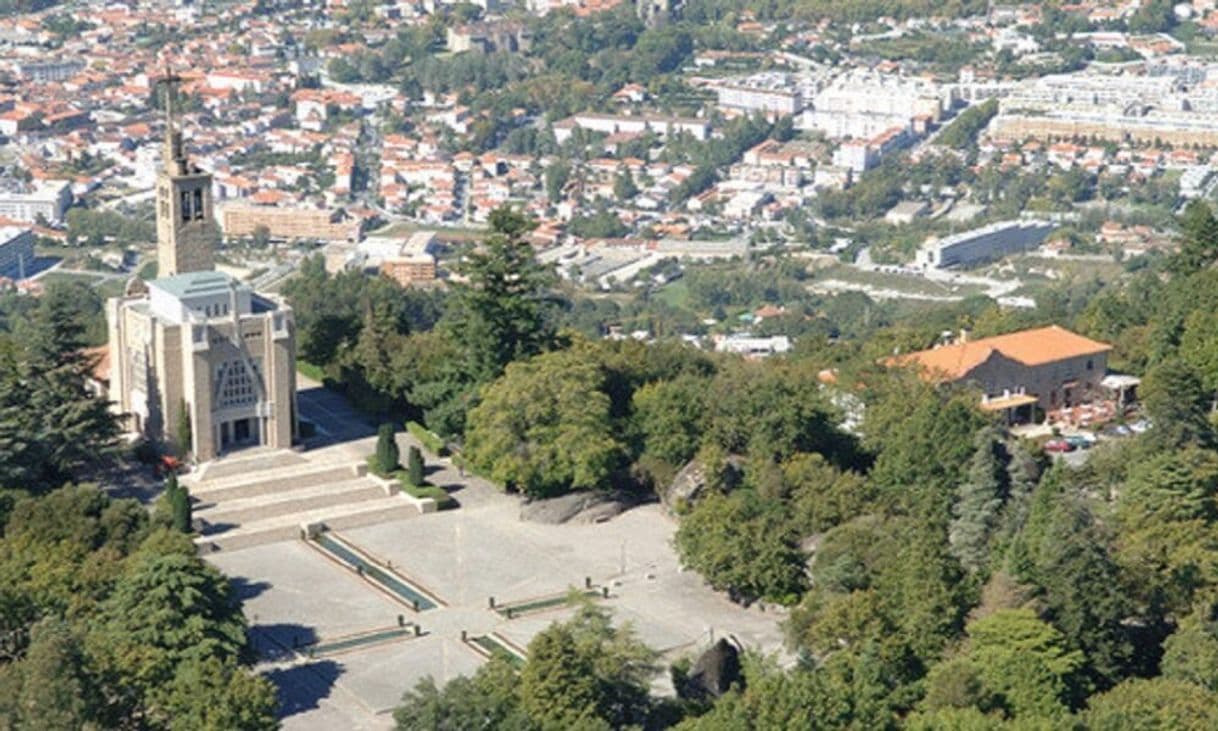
[
  {"left": 661, "top": 460, "right": 709, "bottom": 514},
  {"left": 519, "top": 491, "right": 630, "bottom": 524},
  {"left": 660, "top": 456, "right": 744, "bottom": 515},
  {"left": 679, "top": 638, "right": 742, "bottom": 701}
]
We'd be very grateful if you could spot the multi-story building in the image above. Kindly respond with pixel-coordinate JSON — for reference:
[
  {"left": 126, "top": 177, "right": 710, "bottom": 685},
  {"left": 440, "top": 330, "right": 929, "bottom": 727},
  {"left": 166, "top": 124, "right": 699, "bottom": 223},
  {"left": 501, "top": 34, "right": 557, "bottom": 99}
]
[
  {"left": 15, "top": 59, "right": 84, "bottom": 82},
  {"left": 446, "top": 21, "right": 531, "bottom": 53},
  {"left": 989, "top": 65, "right": 1218, "bottom": 148},
  {"left": 891, "top": 326, "right": 1113, "bottom": 420},
  {"left": 0, "top": 226, "right": 33, "bottom": 279},
  {"left": 832, "top": 127, "right": 910, "bottom": 173},
  {"left": 811, "top": 71, "right": 955, "bottom": 122},
  {"left": 0, "top": 179, "right": 72, "bottom": 224},
  {"left": 716, "top": 73, "right": 803, "bottom": 116},
  {"left": 107, "top": 92, "right": 297, "bottom": 461},
  {"left": 219, "top": 203, "right": 361, "bottom": 243},
  {"left": 916, "top": 219, "right": 1055, "bottom": 268},
  {"left": 553, "top": 113, "right": 711, "bottom": 143},
  {"left": 990, "top": 111, "right": 1218, "bottom": 148},
  {"left": 380, "top": 254, "right": 437, "bottom": 287}
]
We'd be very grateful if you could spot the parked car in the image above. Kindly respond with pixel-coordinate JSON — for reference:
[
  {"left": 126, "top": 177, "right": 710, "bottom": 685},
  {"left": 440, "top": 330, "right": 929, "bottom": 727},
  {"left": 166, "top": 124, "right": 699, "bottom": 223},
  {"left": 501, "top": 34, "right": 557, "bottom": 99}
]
[
  {"left": 1044, "top": 439, "right": 1076, "bottom": 453},
  {"left": 1064, "top": 434, "right": 1095, "bottom": 450}
]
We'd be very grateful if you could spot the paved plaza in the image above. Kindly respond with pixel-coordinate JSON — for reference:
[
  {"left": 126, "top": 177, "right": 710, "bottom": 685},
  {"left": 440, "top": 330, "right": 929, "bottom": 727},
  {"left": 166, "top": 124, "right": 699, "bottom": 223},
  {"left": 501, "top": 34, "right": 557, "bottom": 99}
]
[{"left": 203, "top": 383, "right": 788, "bottom": 729}]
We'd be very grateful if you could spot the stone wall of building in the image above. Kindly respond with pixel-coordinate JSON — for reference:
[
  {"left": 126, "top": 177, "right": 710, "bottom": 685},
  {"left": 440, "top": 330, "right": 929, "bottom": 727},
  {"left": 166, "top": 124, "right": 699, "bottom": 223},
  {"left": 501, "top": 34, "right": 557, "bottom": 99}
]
[{"left": 964, "top": 350, "right": 1109, "bottom": 410}]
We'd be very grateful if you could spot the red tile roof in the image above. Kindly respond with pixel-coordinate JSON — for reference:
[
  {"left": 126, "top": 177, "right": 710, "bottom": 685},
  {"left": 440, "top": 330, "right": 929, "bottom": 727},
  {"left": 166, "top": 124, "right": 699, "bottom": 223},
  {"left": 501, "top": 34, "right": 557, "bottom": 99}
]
[{"left": 892, "top": 326, "right": 1111, "bottom": 381}]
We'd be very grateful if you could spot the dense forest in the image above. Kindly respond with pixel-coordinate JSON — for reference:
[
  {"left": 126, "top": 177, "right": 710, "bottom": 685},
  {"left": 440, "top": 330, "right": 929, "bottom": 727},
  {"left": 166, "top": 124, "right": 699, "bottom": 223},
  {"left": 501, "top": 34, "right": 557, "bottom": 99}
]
[{"left": 283, "top": 202, "right": 1218, "bottom": 729}]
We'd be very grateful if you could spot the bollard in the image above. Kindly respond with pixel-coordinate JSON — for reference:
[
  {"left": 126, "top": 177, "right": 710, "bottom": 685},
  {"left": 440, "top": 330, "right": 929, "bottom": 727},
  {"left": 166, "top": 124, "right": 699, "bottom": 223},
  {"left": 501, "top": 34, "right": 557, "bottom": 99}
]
[
  {"left": 488, "top": 596, "right": 495, "bottom": 609},
  {"left": 397, "top": 614, "right": 405, "bottom": 627},
  {"left": 602, "top": 586, "right": 609, "bottom": 599},
  {"left": 356, "top": 565, "right": 364, "bottom": 576},
  {"left": 412, "top": 599, "right": 420, "bottom": 612},
  {"left": 506, "top": 608, "right": 513, "bottom": 619},
  {"left": 461, "top": 630, "right": 467, "bottom": 642},
  {"left": 585, "top": 576, "right": 591, "bottom": 589},
  {"left": 414, "top": 624, "right": 421, "bottom": 637}
]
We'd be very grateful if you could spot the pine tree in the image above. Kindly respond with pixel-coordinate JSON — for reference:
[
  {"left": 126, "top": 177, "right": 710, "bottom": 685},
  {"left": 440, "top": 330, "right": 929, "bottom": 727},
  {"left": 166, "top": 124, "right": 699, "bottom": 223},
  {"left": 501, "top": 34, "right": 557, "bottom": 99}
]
[
  {"left": 1171, "top": 200, "right": 1218, "bottom": 275},
  {"left": 407, "top": 446, "right": 425, "bottom": 487},
  {"left": 171, "top": 485, "right": 192, "bottom": 534},
  {"left": 997, "top": 441, "right": 1039, "bottom": 543},
  {"left": 13, "top": 286, "right": 119, "bottom": 491},
  {"left": 445, "top": 207, "right": 556, "bottom": 387},
  {"left": 374, "top": 423, "right": 400, "bottom": 475},
  {"left": 1143, "top": 357, "right": 1214, "bottom": 451},
  {"left": 949, "top": 428, "right": 1007, "bottom": 574},
  {"left": 176, "top": 399, "right": 192, "bottom": 458}
]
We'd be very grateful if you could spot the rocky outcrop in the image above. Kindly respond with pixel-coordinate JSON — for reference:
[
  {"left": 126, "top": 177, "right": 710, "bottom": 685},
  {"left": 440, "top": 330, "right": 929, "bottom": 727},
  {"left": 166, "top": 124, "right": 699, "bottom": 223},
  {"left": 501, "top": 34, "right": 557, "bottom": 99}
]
[
  {"left": 519, "top": 490, "right": 631, "bottom": 524},
  {"left": 659, "top": 456, "right": 744, "bottom": 515},
  {"left": 680, "top": 638, "right": 743, "bottom": 701}
]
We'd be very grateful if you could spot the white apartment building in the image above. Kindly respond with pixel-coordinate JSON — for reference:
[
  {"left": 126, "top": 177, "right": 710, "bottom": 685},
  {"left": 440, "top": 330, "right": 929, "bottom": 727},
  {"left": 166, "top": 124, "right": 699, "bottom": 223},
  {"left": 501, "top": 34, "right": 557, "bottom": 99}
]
[
  {"left": 553, "top": 114, "right": 711, "bottom": 143},
  {"left": 716, "top": 73, "right": 803, "bottom": 115},
  {"left": 801, "top": 110, "right": 911, "bottom": 139},
  {"left": 917, "top": 220, "right": 1055, "bottom": 269},
  {"left": 812, "top": 71, "right": 955, "bottom": 121},
  {"left": 0, "top": 179, "right": 72, "bottom": 224}
]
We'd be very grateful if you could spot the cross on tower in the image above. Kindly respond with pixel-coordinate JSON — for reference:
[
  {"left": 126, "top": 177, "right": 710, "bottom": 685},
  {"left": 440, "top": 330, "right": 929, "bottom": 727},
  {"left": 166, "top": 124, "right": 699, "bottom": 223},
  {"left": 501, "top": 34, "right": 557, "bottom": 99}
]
[
  {"left": 155, "top": 66, "right": 183, "bottom": 126},
  {"left": 155, "top": 66, "right": 187, "bottom": 172}
]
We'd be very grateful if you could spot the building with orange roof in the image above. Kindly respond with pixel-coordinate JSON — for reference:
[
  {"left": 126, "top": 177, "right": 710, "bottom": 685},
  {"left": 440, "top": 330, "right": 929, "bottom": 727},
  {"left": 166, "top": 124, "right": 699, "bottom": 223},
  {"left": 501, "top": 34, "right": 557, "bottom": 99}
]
[{"left": 890, "top": 325, "right": 1117, "bottom": 422}]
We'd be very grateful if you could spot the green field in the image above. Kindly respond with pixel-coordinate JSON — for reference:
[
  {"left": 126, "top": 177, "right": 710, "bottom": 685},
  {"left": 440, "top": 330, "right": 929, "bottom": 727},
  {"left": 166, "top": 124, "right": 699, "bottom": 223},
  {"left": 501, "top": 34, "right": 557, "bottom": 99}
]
[{"left": 654, "top": 279, "right": 690, "bottom": 309}]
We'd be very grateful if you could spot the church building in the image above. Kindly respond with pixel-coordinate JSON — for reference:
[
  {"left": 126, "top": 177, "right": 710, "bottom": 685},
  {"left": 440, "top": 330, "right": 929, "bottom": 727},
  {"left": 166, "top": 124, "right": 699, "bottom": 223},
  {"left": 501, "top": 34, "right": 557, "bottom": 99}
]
[{"left": 106, "top": 82, "right": 298, "bottom": 461}]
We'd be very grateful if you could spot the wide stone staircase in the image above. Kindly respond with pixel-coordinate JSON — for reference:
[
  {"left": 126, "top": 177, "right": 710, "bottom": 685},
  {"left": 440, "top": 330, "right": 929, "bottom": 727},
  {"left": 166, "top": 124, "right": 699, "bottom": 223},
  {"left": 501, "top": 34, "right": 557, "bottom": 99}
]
[{"left": 185, "top": 448, "right": 419, "bottom": 553}]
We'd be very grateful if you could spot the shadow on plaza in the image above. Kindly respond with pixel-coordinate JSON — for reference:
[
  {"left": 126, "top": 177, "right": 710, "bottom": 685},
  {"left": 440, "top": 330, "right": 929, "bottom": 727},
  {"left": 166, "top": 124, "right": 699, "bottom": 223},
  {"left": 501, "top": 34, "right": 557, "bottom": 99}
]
[
  {"left": 296, "top": 384, "right": 379, "bottom": 449},
  {"left": 250, "top": 622, "right": 320, "bottom": 662},
  {"left": 199, "top": 520, "right": 239, "bottom": 537},
  {"left": 230, "top": 576, "right": 272, "bottom": 602},
  {"left": 264, "top": 659, "right": 344, "bottom": 719}
]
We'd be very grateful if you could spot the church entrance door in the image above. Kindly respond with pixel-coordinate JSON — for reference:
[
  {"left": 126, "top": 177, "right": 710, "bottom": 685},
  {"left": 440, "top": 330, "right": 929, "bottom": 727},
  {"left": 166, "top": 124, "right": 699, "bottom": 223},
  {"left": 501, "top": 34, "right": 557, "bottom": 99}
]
[{"left": 234, "top": 418, "right": 252, "bottom": 444}]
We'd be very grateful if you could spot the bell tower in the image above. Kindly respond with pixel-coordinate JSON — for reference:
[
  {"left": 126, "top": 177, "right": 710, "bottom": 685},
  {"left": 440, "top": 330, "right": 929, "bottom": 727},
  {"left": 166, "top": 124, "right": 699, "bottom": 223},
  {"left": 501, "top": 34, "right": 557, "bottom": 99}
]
[{"left": 155, "top": 70, "right": 215, "bottom": 277}]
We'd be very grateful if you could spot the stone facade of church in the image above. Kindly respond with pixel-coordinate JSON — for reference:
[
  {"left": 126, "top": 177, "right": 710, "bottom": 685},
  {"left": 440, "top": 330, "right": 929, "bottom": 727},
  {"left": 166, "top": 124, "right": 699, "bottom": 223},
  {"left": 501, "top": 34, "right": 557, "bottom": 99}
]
[{"left": 106, "top": 88, "right": 298, "bottom": 461}]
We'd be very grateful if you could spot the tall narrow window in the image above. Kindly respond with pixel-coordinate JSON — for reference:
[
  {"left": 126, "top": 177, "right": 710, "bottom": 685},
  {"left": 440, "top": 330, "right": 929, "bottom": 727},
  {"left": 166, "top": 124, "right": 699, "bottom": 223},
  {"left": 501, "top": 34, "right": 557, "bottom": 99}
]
[
  {"left": 193, "top": 189, "right": 204, "bottom": 221},
  {"left": 180, "top": 190, "right": 192, "bottom": 222}
]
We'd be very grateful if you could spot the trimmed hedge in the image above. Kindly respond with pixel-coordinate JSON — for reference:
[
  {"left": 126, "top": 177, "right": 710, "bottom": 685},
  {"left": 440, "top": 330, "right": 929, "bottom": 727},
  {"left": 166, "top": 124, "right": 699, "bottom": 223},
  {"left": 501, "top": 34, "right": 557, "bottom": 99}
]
[
  {"left": 395, "top": 472, "right": 455, "bottom": 509},
  {"left": 406, "top": 421, "right": 447, "bottom": 456}
]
